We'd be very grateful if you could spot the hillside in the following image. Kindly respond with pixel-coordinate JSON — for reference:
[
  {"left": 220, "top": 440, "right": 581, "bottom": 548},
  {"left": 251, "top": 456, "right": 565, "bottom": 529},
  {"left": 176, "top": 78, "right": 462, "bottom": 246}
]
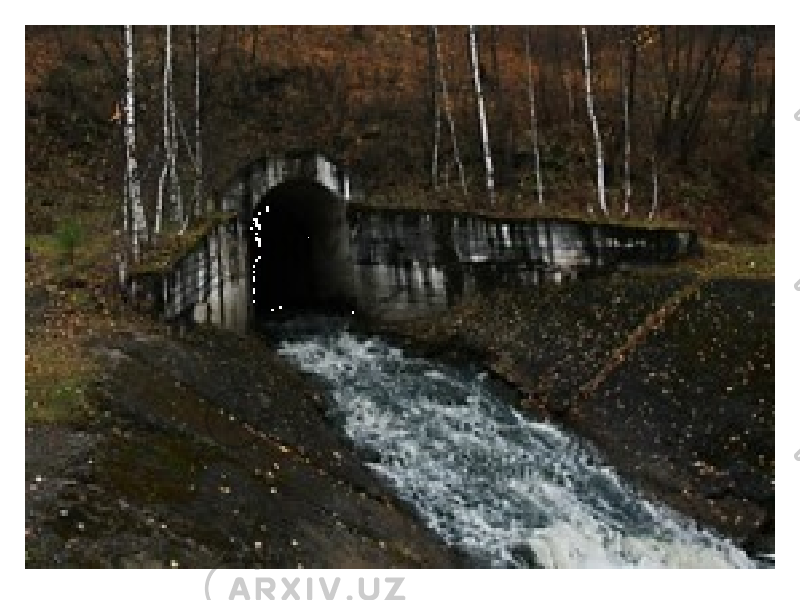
[
  {"left": 26, "top": 26, "right": 774, "bottom": 244},
  {"left": 24, "top": 25, "right": 776, "bottom": 568}
]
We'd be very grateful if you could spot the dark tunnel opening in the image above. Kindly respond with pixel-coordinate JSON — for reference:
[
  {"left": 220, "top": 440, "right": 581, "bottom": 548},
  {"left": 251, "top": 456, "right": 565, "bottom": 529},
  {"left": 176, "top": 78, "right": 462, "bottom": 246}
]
[{"left": 249, "top": 180, "right": 355, "bottom": 321}]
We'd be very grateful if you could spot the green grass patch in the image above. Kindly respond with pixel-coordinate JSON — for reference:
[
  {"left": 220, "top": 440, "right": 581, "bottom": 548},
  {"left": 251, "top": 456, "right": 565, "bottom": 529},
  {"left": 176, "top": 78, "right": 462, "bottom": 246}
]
[
  {"left": 25, "top": 339, "right": 96, "bottom": 424},
  {"left": 25, "top": 373, "right": 93, "bottom": 424},
  {"left": 54, "top": 218, "right": 84, "bottom": 265},
  {"left": 26, "top": 233, "right": 60, "bottom": 261}
]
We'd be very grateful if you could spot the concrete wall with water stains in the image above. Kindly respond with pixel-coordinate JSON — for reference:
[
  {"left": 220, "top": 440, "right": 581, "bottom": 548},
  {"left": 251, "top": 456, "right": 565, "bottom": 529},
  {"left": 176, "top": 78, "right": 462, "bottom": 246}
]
[
  {"left": 347, "top": 209, "right": 698, "bottom": 319},
  {"left": 130, "top": 153, "right": 698, "bottom": 329}
]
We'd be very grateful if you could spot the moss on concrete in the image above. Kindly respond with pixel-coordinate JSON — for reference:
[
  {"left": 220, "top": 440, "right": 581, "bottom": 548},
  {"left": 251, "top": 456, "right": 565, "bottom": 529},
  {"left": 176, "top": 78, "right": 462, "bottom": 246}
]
[{"left": 130, "top": 211, "right": 238, "bottom": 276}]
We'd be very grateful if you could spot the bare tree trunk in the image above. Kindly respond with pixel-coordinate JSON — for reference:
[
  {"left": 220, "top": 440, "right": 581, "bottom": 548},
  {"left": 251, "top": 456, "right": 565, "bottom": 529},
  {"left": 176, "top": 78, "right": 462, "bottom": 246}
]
[
  {"left": 621, "top": 36, "right": 632, "bottom": 216},
  {"left": 490, "top": 26, "right": 511, "bottom": 189},
  {"left": 436, "top": 28, "right": 467, "bottom": 195},
  {"left": 525, "top": 28, "right": 543, "bottom": 205},
  {"left": 623, "top": 80, "right": 631, "bottom": 216},
  {"left": 625, "top": 30, "right": 637, "bottom": 215},
  {"left": 469, "top": 25, "right": 495, "bottom": 205},
  {"left": 657, "top": 26, "right": 680, "bottom": 157},
  {"left": 429, "top": 26, "right": 441, "bottom": 190},
  {"left": 194, "top": 25, "right": 203, "bottom": 217},
  {"left": 563, "top": 66, "right": 579, "bottom": 195},
  {"left": 124, "top": 25, "right": 146, "bottom": 261},
  {"left": 162, "top": 25, "right": 183, "bottom": 232},
  {"left": 676, "top": 27, "right": 737, "bottom": 164},
  {"left": 251, "top": 25, "right": 259, "bottom": 66},
  {"left": 750, "top": 70, "right": 774, "bottom": 167},
  {"left": 737, "top": 28, "right": 755, "bottom": 101},
  {"left": 581, "top": 26, "right": 607, "bottom": 215},
  {"left": 648, "top": 65, "right": 660, "bottom": 221},
  {"left": 121, "top": 131, "right": 129, "bottom": 285},
  {"left": 156, "top": 26, "right": 170, "bottom": 236},
  {"left": 167, "top": 24, "right": 175, "bottom": 226},
  {"left": 490, "top": 25, "right": 500, "bottom": 92},
  {"left": 171, "top": 90, "right": 183, "bottom": 231},
  {"left": 566, "top": 70, "right": 574, "bottom": 131},
  {"left": 648, "top": 154, "right": 658, "bottom": 220}
]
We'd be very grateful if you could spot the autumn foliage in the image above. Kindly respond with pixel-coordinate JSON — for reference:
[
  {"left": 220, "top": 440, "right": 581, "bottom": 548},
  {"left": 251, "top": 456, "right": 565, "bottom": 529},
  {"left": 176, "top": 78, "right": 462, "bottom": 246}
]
[{"left": 26, "top": 25, "right": 773, "bottom": 242}]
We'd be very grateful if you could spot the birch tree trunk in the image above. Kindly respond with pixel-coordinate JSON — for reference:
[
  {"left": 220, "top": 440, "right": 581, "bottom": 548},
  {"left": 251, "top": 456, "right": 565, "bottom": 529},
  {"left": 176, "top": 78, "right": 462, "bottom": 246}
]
[
  {"left": 525, "top": 28, "right": 543, "bottom": 205},
  {"left": 436, "top": 28, "right": 467, "bottom": 195},
  {"left": 194, "top": 25, "right": 203, "bottom": 217},
  {"left": 155, "top": 25, "right": 170, "bottom": 236},
  {"left": 120, "top": 140, "right": 129, "bottom": 286},
  {"left": 124, "top": 25, "right": 146, "bottom": 261},
  {"left": 122, "top": 111, "right": 130, "bottom": 244},
  {"left": 469, "top": 25, "right": 495, "bottom": 205},
  {"left": 581, "top": 26, "right": 607, "bottom": 215}
]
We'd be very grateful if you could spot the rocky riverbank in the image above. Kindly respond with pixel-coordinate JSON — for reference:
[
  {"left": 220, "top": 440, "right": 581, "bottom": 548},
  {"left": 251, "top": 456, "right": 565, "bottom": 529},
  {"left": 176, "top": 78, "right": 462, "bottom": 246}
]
[
  {"left": 25, "top": 325, "right": 474, "bottom": 568},
  {"left": 25, "top": 246, "right": 774, "bottom": 567}
]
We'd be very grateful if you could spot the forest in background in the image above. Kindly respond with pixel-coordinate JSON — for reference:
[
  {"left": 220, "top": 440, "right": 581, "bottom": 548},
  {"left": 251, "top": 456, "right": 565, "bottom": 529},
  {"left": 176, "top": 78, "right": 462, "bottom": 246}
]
[{"left": 26, "top": 25, "right": 774, "bottom": 251}]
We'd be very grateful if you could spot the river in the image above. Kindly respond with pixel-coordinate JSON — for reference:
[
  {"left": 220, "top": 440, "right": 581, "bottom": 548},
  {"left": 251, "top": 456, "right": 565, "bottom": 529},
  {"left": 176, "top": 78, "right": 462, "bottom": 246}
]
[{"left": 274, "top": 322, "right": 759, "bottom": 569}]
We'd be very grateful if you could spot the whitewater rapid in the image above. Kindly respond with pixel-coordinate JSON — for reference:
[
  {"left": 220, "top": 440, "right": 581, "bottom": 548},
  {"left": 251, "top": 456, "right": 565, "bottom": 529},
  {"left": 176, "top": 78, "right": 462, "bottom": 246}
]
[{"left": 276, "top": 328, "right": 756, "bottom": 569}]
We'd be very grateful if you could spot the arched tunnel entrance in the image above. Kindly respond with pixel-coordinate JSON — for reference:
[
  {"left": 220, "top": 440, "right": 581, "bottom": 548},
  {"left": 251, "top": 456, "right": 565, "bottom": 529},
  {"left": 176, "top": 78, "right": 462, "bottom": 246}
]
[{"left": 249, "top": 179, "right": 356, "bottom": 320}]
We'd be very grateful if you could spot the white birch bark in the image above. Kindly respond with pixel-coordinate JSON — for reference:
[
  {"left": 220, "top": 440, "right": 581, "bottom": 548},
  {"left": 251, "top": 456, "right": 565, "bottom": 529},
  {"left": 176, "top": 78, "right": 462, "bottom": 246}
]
[
  {"left": 525, "top": 28, "right": 543, "bottom": 205},
  {"left": 122, "top": 136, "right": 129, "bottom": 240},
  {"left": 436, "top": 29, "right": 467, "bottom": 195},
  {"left": 124, "top": 25, "right": 146, "bottom": 260},
  {"left": 469, "top": 26, "right": 495, "bottom": 205},
  {"left": 120, "top": 152, "right": 129, "bottom": 286},
  {"left": 581, "top": 26, "right": 607, "bottom": 215},
  {"left": 155, "top": 25, "right": 170, "bottom": 236},
  {"left": 194, "top": 25, "right": 203, "bottom": 217}
]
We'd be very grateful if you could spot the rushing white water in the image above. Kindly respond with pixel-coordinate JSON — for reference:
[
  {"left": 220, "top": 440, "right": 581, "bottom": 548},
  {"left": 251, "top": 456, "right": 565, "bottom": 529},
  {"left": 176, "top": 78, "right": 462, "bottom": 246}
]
[{"left": 276, "top": 328, "right": 756, "bottom": 569}]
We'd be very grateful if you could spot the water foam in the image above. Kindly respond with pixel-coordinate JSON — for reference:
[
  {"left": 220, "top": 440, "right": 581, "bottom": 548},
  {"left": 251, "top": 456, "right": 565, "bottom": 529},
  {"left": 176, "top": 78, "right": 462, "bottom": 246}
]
[{"left": 277, "top": 329, "right": 756, "bottom": 569}]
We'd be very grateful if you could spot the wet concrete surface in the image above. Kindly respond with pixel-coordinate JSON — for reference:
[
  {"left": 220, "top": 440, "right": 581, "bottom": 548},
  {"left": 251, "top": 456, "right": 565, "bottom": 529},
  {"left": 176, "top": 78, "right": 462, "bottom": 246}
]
[{"left": 378, "top": 271, "right": 774, "bottom": 558}]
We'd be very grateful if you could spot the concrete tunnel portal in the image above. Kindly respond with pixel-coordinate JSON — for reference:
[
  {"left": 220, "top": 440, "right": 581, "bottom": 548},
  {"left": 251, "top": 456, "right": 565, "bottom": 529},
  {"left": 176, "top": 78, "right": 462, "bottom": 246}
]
[{"left": 249, "top": 179, "right": 356, "bottom": 319}]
